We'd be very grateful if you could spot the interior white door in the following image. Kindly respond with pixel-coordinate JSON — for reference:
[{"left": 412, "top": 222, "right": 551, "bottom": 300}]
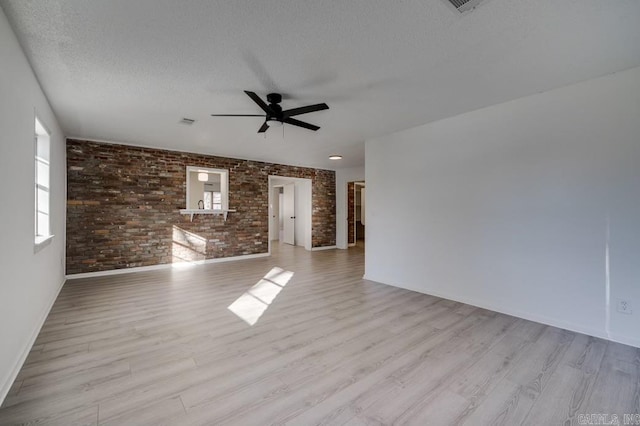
[
  {"left": 271, "top": 187, "right": 280, "bottom": 241},
  {"left": 282, "top": 183, "right": 295, "bottom": 245}
]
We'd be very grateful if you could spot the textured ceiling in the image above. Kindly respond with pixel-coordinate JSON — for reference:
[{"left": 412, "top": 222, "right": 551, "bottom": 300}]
[{"left": 2, "top": 0, "right": 640, "bottom": 169}]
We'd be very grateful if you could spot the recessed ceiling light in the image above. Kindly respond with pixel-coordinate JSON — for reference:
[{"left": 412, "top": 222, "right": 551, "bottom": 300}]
[{"left": 329, "top": 155, "right": 343, "bottom": 160}]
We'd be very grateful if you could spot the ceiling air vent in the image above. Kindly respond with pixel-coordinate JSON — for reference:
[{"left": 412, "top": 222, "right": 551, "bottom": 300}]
[
  {"left": 179, "top": 118, "right": 196, "bottom": 125},
  {"left": 446, "top": 0, "right": 485, "bottom": 13}
]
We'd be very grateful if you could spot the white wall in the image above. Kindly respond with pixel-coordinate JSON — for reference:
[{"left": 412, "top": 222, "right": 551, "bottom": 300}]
[
  {"left": 366, "top": 66, "right": 640, "bottom": 347},
  {"left": 0, "top": 8, "right": 66, "bottom": 403},
  {"left": 335, "top": 166, "right": 365, "bottom": 249},
  {"left": 293, "top": 181, "right": 311, "bottom": 248}
]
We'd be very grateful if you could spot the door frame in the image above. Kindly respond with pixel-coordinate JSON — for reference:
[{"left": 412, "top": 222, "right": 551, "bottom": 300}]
[
  {"left": 348, "top": 181, "right": 365, "bottom": 247},
  {"left": 268, "top": 175, "right": 313, "bottom": 254},
  {"left": 354, "top": 182, "right": 365, "bottom": 242}
]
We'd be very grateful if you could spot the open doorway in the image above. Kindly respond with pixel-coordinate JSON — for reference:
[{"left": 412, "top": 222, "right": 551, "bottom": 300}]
[
  {"left": 268, "top": 176, "right": 312, "bottom": 252},
  {"left": 347, "top": 181, "right": 365, "bottom": 247}
]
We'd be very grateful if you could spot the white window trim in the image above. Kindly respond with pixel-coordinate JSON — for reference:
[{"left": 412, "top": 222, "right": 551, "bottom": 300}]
[
  {"left": 34, "top": 234, "right": 55, "bottom": 252},
  {"left": 185, "top": 166, "right": 229, "bottom": 210},
  {"left": 34, "top": 115, "right": 53, "bottom": 250}
]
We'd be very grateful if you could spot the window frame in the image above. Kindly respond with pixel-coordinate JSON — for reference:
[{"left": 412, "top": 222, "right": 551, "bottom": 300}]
[
  {"left": 185, "top": 166, "right": 229, "bottom": 211},
  {"left": 34, "top": 115, "right": 53, "bottom": 249}
]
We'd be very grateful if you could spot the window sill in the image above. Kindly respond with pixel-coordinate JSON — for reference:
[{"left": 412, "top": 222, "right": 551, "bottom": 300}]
[
  {"left": 179, "top": 209, "right": 236, "bottom": 222},
  {"left": 34, "top": 234, "right": 54, "bottom": 253}
]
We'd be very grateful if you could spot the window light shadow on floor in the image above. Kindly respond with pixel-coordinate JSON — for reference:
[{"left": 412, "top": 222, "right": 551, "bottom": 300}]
[
  {"left": 228, "top": 267, "right": 294, "bottom": 326},
  {"left": 171, "top": 225, "right": 206, "bottom": 268}
]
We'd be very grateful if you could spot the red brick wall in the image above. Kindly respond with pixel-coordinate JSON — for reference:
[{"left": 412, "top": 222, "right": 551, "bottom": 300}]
[{"left": 66, "top": 139, "right": 336, "bottom": 274}]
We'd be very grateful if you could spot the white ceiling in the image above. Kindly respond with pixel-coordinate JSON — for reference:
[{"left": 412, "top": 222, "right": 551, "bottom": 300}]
[{"left": 3, "top": 0, "right": 640, "bottom": 169}]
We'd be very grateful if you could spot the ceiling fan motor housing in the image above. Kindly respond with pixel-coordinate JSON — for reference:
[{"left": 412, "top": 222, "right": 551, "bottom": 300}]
[
  {"left": 267, "top": 93, "right": 283, "bottom": 121},
  {"left": 269, "top": 103, "right": 283, "bottom": 118}
]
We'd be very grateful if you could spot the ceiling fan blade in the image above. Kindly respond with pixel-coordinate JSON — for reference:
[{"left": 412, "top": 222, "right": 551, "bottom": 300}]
[
  {"left": 244, "top": 91, "right": 272, "bottom": 114},
  {"left": 258, "top": 122, "right": 269, "bottom": 133},
  {"left": 283, "top": 117, "right": 320, "bottom": 131},
  {"left": 210, "top": 114, "right": 265, "bottom": 117},
  {"left": 282, "top": 103, "right": 329, "bottom": 118}
]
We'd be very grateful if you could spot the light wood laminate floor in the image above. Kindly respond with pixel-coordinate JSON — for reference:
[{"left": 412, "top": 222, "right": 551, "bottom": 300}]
[{"left": 1, "top": 244, "right": 639, "bottom": 425}]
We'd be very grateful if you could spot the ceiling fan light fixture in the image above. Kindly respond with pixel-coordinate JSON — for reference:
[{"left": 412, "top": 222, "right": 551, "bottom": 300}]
[
  {"left": 266, "top": 118, "right": 283, "bottom": 127},
  {"left": 329, "top": 155, "right": 343, "bottom": 160}
]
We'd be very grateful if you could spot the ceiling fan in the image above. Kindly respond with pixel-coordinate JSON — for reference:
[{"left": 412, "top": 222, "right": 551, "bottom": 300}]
[{"left": 211, "top": 91, "right": 329, "bottom": 133}]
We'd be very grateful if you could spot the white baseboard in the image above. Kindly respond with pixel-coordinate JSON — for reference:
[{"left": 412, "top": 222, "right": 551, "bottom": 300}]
[
  {"left": 606, "top": 333, "right": 640, "bottom": 349},
  {"left": 311, "top": 245, "right": 337, "bottom": 251},
  {"left": 66, "top": 252, "right": 270, "bottom": 279},
  {"left": 0, "top": 277, "right": 66, "bottom": 406},
  {"left": 363, "top": 275, "right": 639, "bottom": 349}
]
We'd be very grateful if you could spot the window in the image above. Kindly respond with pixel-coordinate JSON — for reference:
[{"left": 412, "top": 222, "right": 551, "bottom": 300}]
[
  {"left": 185, "top": 166, "right": 229, "bottom": 210},
  {"left": 35, "top": 117, "right": 52, "bottom": 245},
  {"left": 204, "top": 191, "right": 222, "bottom": 210}
]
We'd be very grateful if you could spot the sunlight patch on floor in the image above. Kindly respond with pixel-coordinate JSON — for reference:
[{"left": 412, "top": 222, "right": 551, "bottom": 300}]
[
  {"left": 172, "top": 225, "right": 207, "bottom": 266},
  {"left": 228, "top": 267, "right": 294, "bottom": 325}
]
